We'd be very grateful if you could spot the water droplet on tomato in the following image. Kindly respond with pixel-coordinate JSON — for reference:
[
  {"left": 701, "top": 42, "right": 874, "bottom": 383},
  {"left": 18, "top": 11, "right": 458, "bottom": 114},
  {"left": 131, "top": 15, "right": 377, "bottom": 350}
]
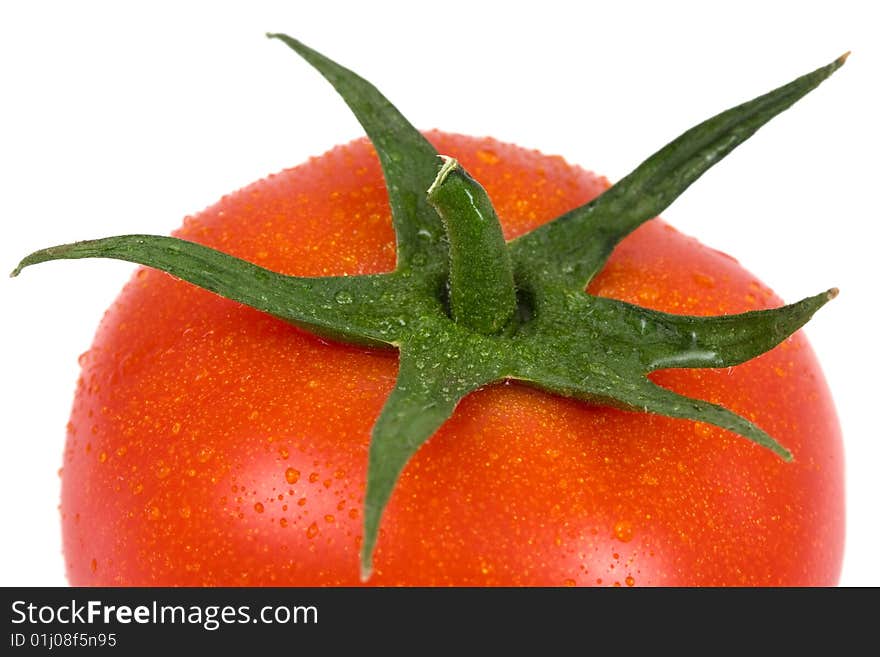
[
  {"left": 196, "top": 446, "right": 213, "bottom": 463},
  {"left": 306, "top": 522, "right": 319, "bottom": 539},
  {"left": 563, "top": 578, "right": 576, "bottom": 587},
  {"left": 625, "top": 576, "right": 635, "bottom": 587},
  {"left": 324, "top": 514, "right": 335, "bottom": 524},
  {"left": 693, "top": 272, "right": 715, "bottom": 288},
  {"left": 613, "top": 520, "right": 634, "bottom": 543},
  {"left": 179, "top": 505, "right": 192, "bottom": 519},
  {"left": 476, "top": 148, "right": 500, "bottom": 164},
  {"left": 254, "top": 502, "right": 265, "bottom": 514},
  {"left": 284, "top": 467, "right": 300, "bottom": 485},
  {"left": 90, "top": 558, "right": 97, "bottom": 573},
  {"left": 279, "top": 518, "right": 289, "bottom": 528},
  {"left": 98, "top": 451, "right": 107, "bottom": 464}
]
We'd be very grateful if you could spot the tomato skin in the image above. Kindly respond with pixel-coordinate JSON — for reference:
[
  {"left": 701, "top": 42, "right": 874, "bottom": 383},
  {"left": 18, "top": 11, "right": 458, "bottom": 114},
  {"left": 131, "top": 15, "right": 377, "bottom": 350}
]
[{"left": 62, "top": 132, "right": 843, "bottom": 586}]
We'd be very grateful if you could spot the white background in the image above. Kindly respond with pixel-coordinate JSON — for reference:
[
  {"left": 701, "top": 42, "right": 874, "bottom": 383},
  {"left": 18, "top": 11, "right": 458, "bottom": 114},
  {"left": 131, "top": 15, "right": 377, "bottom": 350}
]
[{"left": 1, "top": 1, "right": 877, "bottom": 586}]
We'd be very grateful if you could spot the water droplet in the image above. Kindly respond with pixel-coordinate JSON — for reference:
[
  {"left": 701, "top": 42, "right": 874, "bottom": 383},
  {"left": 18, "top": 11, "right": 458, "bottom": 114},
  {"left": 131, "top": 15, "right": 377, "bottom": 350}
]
[
  {"left": 132, "top": 482, "right": 144, "bottom": 495},
  {"left": 148, "top": 506, "right": 161, "bottom": 520},
  {"left": 308, "top": 472, "right": 320, "bottom": 483},
  {"left": 254, "top": 502, "right": 265, "bottom": 514},
  {"left": 693, "top": 272, "right": 715, "bottom": 288},
  {"left": 348, "top": 508, "right": 358, "bottom": 519},
  {"left": 171, "top": 422, "right": 181, "bottom": 435},
  {"left": 98, "top": 451, "right": 108, "bottom": 464},
  {"left": 285, "top": 467, "right": 300, "bottom": 485},
  {"left": 279, "top": 446, "right": 289, "bottom": 459},
  {"left": 280, "top": 518, "right": 289, "bottom": 528},
  {"left": 179, "top": 505, "right": 192, "bottom": 519},
  {"left": 306, "top": 522, "right": 319, "bottom": 539},
  {"left": 196, "top": 446, "right": 214, "bottom": 463},
  {"left": 625, "top": 575, "right": 635, "bottom": 587},
  {"left": 90, "top": 558, "right": 97, "bottom": 573},
  {"left": 563, "top": 578, "right": 576, "bottom": 587},
  {"left": 324, "top": 514, "right": 335, "bottom": 524},
  {"left": 334, "top": 290, "right": 354, "bottom": 304},
  {"left": 613, "top": 520, "right": 634, "bottom": 543},
  {"left": 476, "top": 148, "right": 500, "bottom": 164},
  {"left": 155, "top": 462, "right": 171, "bottom": 479}
]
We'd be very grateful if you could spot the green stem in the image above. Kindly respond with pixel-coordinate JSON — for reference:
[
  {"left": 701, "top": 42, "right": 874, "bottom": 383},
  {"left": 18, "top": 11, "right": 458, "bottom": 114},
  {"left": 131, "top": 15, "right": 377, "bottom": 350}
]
[{"left": 427, "top": 157, "right": 517, "bottom": 334}]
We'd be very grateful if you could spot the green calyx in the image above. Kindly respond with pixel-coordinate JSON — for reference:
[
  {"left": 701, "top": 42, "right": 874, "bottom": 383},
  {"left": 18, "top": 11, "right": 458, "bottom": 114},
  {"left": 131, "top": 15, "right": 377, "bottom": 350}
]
[{"left": 11, "top": 35, "right": 845, "bottom": 580}]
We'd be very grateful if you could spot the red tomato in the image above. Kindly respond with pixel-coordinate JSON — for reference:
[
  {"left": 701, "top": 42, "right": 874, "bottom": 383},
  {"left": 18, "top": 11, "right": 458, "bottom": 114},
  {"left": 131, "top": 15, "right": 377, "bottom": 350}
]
[{"left": 62, "top": 132, "right": 843, "bottom": 586}]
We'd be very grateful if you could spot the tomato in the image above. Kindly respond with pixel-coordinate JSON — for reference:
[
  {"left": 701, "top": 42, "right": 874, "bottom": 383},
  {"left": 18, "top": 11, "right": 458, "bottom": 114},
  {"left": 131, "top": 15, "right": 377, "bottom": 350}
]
[{"left": 61, "top": 131, "right": 843, "bottom": 586}]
